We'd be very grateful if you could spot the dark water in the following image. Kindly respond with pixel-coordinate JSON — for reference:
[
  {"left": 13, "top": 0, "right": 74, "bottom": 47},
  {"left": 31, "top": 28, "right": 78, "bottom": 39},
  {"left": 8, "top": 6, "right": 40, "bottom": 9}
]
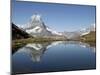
[{"left": 12, "top": 41, "right": 96, "bottom": 74}]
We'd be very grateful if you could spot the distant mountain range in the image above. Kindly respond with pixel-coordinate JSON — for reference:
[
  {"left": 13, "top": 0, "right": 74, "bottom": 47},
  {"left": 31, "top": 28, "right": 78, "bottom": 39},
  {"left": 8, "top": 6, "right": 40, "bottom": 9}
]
[
  {"left": 14, "top": 14, "right": 96, "bottom": 40},
  {"left": 62, "top": 24, "right": 95, "bottom": 39}
]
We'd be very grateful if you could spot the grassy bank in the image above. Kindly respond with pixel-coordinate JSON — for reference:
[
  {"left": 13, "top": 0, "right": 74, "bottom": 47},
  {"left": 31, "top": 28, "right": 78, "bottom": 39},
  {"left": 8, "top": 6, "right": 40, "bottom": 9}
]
[
  {"left": 12, "top": 37, "right": 67, "bottom": 50},
  {"left": 12, "top": 31, "right": 96, "bottom": 51},
  {"left": 80, "top": 31, "right": 96, "bottom": 46},
  {"left": 81, "top": 31, "right": 95, "bottom": 42}
]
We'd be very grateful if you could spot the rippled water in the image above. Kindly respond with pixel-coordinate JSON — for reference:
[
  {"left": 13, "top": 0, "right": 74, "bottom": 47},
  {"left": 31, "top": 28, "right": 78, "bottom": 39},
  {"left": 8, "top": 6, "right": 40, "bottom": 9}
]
[{"left": 12, "top": 41, "right": 96, "bottom": 74}]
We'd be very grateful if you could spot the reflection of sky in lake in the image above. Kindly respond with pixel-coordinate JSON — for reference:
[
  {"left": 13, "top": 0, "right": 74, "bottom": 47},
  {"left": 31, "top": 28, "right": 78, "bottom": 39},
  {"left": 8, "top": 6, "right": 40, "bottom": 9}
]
[{"left": 12, "top": 41, "right": 96, "bottom": 74}]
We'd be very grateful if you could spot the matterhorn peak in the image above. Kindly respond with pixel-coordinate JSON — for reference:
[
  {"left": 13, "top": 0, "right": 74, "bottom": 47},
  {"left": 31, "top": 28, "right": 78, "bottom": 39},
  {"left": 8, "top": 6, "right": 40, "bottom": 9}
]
[
  {"left": 24, "top": 13, "right": 44, "bottom": 30},
  {"left": 20, "top": 13, "right": 63, "bottom": 37},
  {"left": 31, "top": 13, "right": 42, "bottom": 21}
]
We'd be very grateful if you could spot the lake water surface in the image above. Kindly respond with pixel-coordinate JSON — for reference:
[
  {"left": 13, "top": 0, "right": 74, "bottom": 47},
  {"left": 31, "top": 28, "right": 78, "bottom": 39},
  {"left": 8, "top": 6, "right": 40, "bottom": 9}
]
[{"left": 12, "top": 41, "right": 96, "bottom": 74}]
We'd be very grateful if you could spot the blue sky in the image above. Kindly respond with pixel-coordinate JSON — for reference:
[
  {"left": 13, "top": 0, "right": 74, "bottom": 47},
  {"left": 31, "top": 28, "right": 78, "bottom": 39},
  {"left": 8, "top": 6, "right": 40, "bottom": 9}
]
[{"left": 12, "top": 0, "right": 96, "bottom": 32}]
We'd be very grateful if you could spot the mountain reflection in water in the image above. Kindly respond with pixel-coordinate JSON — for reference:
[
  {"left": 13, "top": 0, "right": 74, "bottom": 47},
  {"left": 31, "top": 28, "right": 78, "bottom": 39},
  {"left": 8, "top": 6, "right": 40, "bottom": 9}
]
[{"left": 13, "top": 41, "right": 96, "bottom": 62}]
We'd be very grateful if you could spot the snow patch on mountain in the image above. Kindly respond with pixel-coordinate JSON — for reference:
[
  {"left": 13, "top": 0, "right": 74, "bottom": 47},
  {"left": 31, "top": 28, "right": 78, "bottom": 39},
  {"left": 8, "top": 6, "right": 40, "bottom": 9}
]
[
  {"left": 80, "top": 31, "right": 90, "bottom": 36},
  {"left": 26, "top": 26, "right": 42, "bottom": 33},
  {"left": 80, "top": 23, "right": 96, "bottom": 36},
  {"left": 46, "top": 27, "right": 62, "bottom": 35}
]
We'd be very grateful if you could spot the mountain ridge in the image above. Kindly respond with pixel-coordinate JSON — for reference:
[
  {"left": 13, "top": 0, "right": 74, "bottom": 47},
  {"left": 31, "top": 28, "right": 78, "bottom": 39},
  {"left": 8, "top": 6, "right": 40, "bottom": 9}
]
[
  {"left": 12, "top": 23, "right": 32, "bottom": 40},
  {"left": 15, "top": 14, "right": 95, "bottom": 40}
]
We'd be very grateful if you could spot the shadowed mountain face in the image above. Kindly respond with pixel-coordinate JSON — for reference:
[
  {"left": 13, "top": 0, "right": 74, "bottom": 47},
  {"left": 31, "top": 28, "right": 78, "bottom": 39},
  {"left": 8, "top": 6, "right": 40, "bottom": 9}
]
[{"left": 12, "top": 23, "right": 31, "bottom": 40}]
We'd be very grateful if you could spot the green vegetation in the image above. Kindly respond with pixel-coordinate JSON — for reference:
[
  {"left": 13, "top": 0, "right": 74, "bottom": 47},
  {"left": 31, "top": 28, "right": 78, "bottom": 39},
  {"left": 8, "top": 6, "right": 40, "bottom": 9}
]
[
  {"left": 12, "top": 31, "right": 96, "bottom": 50},
  {"left": 12, "top": 37, "right": 67, "bottom": 50},
  {"left": 81, "top": 31, "right": 96, "bottom": 42},
  {"left": 12, "top": 22, "right": 96, "bottom": 51},
  {"left": 80, "top": 31, "right": 96, "bottom": 46}
]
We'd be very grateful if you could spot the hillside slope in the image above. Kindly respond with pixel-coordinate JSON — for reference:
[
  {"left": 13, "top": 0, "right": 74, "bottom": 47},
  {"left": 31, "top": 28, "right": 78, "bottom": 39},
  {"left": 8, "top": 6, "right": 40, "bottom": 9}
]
[
  {"left": 81, "top": 31, "right": 96, "bottom": 43},
  {"left": 12, "top": 23, "right": 31, "bottom": 40}
]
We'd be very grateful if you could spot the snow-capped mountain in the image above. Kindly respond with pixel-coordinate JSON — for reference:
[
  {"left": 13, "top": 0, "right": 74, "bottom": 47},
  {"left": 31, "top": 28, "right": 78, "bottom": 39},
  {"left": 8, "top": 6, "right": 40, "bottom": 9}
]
[
  {"left": 80, "top": 24, "right": 95, "bottom": 36},
  {"left": 62, "top": 31, "right": 81, "bottom": 39},
  {"left": 62, "top": 24, "right": 96, "bottom": 39},
  {"left": 15, "top": 13, "right": 95, "bottom": 39},
  {"left": 46, "top": 27, "right": 63, "bottom": 36},
  {"left": 79, "top": 28, "right": 90, "bottom": 36},
  {"left": 21, "top": 14, "right": 62, "bottom": 37}
]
